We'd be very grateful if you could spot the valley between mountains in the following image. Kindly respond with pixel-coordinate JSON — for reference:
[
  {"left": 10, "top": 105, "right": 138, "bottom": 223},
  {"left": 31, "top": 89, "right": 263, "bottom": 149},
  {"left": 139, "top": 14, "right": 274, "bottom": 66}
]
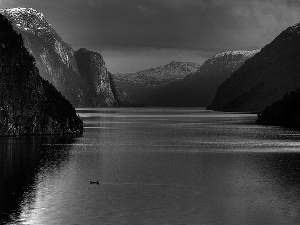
[{"left": 1, "top": 7, "right": 300, "bottom": 133}]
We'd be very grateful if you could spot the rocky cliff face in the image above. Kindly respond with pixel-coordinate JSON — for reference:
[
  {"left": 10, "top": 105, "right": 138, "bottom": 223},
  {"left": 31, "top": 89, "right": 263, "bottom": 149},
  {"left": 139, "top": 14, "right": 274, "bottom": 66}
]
[
  {"left": 209, "top": 22, "right": 300, "bottom": 112},
  {"left": 74, "top": 48, "right": 125, "bottom": 106},
  {"left": 113, "top": 61, "right": 201, "bottom": 105},
  {"left": 1, "top": 8, "right": 84, "bottom": 106},
  {"left": 1, "top": 8, "right": 127, "bottom": 107},
  {"left": 137, "top": 50, "right": 259, "bottom": 107},
  {"left": 0, "top": 14, "right": 83, "bottom": 135}
]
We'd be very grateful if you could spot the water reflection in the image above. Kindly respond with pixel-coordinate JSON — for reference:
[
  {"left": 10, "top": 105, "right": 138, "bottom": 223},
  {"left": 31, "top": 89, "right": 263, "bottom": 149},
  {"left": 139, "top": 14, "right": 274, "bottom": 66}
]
[
  {"left": 211, "top": 153, "right": 300, "bottom": 225},
  {"left": 0, "top": 135, "right": 78, "bottom": 224},
  {"left": 2, "top": 108, "right": 300, "bottom": 224}
]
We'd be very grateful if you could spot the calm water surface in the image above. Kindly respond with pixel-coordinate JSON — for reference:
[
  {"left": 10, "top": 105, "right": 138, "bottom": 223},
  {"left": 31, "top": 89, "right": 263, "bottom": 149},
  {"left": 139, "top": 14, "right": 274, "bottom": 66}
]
[{"left": 1, "top": 108, "right": 300, "bottom": 225}]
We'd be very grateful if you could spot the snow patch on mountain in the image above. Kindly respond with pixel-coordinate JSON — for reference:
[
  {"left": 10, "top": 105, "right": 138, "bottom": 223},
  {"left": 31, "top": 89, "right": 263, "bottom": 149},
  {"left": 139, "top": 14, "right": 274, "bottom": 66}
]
[
  {"left": 287, "top": 22, "right": 300, "bottom": 34},
  {"left": 1, "top": 7, "right": 129, "bottom": 107},
  {"left": 200, "top": 49, "right": 261, "bottom": 74},
  {"left": 214, "top": 49, "right": 261, "bottom": 58},
  {"left": 0, "top": 7, "right": 76, "bottom": 71},
  {"left": 0, "top": 8, "right": 52, "bottom": 35},
  {"left": 114, "top": 61, "right": 201, "bottom": 87}
]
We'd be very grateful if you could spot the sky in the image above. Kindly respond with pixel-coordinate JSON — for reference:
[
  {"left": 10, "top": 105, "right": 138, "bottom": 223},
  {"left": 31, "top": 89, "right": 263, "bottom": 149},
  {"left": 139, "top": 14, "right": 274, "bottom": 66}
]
[{"left": 1, "top": 0, "right": 300, "bottom": 73}]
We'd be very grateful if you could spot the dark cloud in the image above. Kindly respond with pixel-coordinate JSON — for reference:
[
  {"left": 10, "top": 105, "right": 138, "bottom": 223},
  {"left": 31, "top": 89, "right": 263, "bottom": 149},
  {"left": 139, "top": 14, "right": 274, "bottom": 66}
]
[{"left": 1, "top": 0, "right": 300, "bottom": 72}]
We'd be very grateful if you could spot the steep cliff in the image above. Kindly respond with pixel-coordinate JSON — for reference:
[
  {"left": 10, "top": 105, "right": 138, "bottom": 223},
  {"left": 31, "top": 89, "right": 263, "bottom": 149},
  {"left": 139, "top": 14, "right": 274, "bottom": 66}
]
[
  {"left": 0, "top": 14, "right": 83, "bottom": 135},
  {"left": 74, "top": 48, "right": 130, "bottom": 106},
  {"left": 1, "top": 8, "right": 127, "bottom": 107},
  {"left": 209, "top": 22, "right": 300, "bottom": 112}
]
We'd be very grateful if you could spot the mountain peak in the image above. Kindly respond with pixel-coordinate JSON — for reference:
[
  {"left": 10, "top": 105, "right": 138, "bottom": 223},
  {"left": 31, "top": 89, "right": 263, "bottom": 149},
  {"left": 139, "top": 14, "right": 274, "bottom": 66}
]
[
  {"left": 271, "top": 21, "right": 300, "bottom": 45},
  {"left": 77, "top": 48, "right": 103, "bottom": 58},
  {"left": 208, "top": 23, "right": 300, "bottom": 112},
  {"left": 168, "top": 60, "right": 180, "bottom": 65},
  {"left": 214, "top": 49, "right": 261, "bottom": 58},
  {"left": 0, "top": 7, "right": 52, "bottom": 35},
  {"left": 287, "top": 22, "right": 300, "bottom": 34},
  {"left": 114, "top": 61, "right": 201, "bottom": 87},
  {"left": 1, "top": 7, "right": 127, "bottom": 107},
  {"left": 2, "top": 7, "right": 45, "bottom": 18},
  {"left": 77, "top": 48, "right": 90, "bottom": 53},
  {"left": 196, "top": 49, "right": 261, "bottom": 74}
]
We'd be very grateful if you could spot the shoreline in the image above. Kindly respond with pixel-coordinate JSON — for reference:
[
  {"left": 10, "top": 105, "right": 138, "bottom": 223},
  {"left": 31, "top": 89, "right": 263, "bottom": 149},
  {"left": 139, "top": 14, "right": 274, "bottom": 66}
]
[{"left": 0, "top": 129, "right": 84, "bottom": 137}]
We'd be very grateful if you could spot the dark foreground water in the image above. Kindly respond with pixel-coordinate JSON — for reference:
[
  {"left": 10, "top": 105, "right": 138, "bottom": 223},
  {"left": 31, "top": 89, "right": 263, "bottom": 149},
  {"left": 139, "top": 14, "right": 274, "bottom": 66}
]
[{"left": 1, "top": 108, "right": 300, "bottom": 225}]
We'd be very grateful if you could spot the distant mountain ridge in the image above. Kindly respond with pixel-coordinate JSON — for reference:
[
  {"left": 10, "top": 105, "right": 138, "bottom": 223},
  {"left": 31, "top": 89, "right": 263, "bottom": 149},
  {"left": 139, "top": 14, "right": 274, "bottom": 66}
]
[
  {"left": 174, "top": 49, "right": 261, "bottom": 106},
  {"left": 0, "top": 7, "right": 128, "bottom": 107},
  {"left": 208, "top": 21, "right": 300, "bottom": 112},
  {"left": 155, "top": 49, "right": 260, "bottom": 107},
  {"left": 113, "top": 61, "right": 201, "bottom": 105},
  {"left": 114, "top": 61, "right": 201, "bottom": 87},
  {"left": 198, "top": 50, "right": 261, "bottom": 76},
  {"left": 121, "top": 49, "right": 259, "bottom": 106}
]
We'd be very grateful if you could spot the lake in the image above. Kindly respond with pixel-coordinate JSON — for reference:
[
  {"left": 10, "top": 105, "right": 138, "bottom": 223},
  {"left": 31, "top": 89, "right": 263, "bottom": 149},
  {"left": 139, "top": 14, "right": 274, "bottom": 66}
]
[{"left": 1, "top": 108, "right": 300, "bottom": 225}]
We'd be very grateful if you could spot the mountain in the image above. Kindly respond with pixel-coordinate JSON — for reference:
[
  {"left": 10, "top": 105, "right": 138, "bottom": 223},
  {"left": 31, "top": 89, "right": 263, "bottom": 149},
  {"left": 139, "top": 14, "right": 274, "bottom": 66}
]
[
  {"left": 0, "top": 8, "right": 127, "bottom": 107},
  {"left": 113, "top": 61, "right": 201, "bottom": 105},
  {"left": 0, "top": 13, "right": 83, "bottom": 135},
  {"left": 114, "top": 61, "right": 201, "bottom": 86},
  {"left": 154, "top": 50, "right": 260, "bottom": 106},
  {"left": 256, "top": 89, "right": 300, "bottom": 127},
  {"left": 208, "top": 22, "right": 300, "bottom": 112},
  {"left": 74, "top": 48, "right": 131, "bottom": 106},
  {"left": 127, "top": 50, "right": 259, "bottom": 107}
]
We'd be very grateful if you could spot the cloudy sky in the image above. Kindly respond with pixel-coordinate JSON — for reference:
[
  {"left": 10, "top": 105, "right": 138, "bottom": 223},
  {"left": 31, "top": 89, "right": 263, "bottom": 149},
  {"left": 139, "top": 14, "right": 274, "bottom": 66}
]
[{"left": 1, "top": 0, "right": 300, "bottom": 73}]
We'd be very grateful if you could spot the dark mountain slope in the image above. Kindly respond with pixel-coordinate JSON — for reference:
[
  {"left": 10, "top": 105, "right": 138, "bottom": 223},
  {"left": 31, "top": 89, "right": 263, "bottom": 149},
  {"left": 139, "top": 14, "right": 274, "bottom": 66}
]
[
  {"left": 142, "top": 50, "right": 259, "bottom": 107},
  {"left": 209, "top": 22, "right": 300, "bottom": 112},
  {"left": 0, "top": 13, "right": 83, "bottom": 135},
  {"left": 1, "top": 8, "right": 128, "bottom": 107},
  {"left": 74, "top": 48, "right": 126, "bottom": 106},
  {"left": 256, "top": 89, "right": 300, "bottom": 126}
]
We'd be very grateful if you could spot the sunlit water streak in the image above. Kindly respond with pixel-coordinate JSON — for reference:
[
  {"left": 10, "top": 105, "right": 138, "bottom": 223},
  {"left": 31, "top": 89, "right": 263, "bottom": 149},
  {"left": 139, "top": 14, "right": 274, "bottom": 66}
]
[{"left": 1, "top": 108, "right": 300, "bottom": 225}]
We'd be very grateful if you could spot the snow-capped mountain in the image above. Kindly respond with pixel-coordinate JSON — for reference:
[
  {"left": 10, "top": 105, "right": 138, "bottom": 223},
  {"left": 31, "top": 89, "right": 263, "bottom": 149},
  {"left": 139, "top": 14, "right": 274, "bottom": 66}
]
[
  {"left": 183, "top": 49, "right": 260, "bottom": 85},
  {"left": 113, "top": 61, "right": 201, "bottom": 104},
  {"left": 208, "top": 22, "right": 300, "bottom": 112},
  {"left": 198, "top": 49, "right": 261, "bottom": 75},
  {"left": 1, "top": 8, "right": 52, "bottom": 35},
  {"left": 162, "top": 49, "right": 261, "bottom": 107},
  {"left": 123, "top": 50, "right": 259, "bottom": 107},
  {"left": 114, "top": 61, "right": 201, "bottom": 87},
  {"left": 1, "top": 7, "right": 127, "bottom": 107}
]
